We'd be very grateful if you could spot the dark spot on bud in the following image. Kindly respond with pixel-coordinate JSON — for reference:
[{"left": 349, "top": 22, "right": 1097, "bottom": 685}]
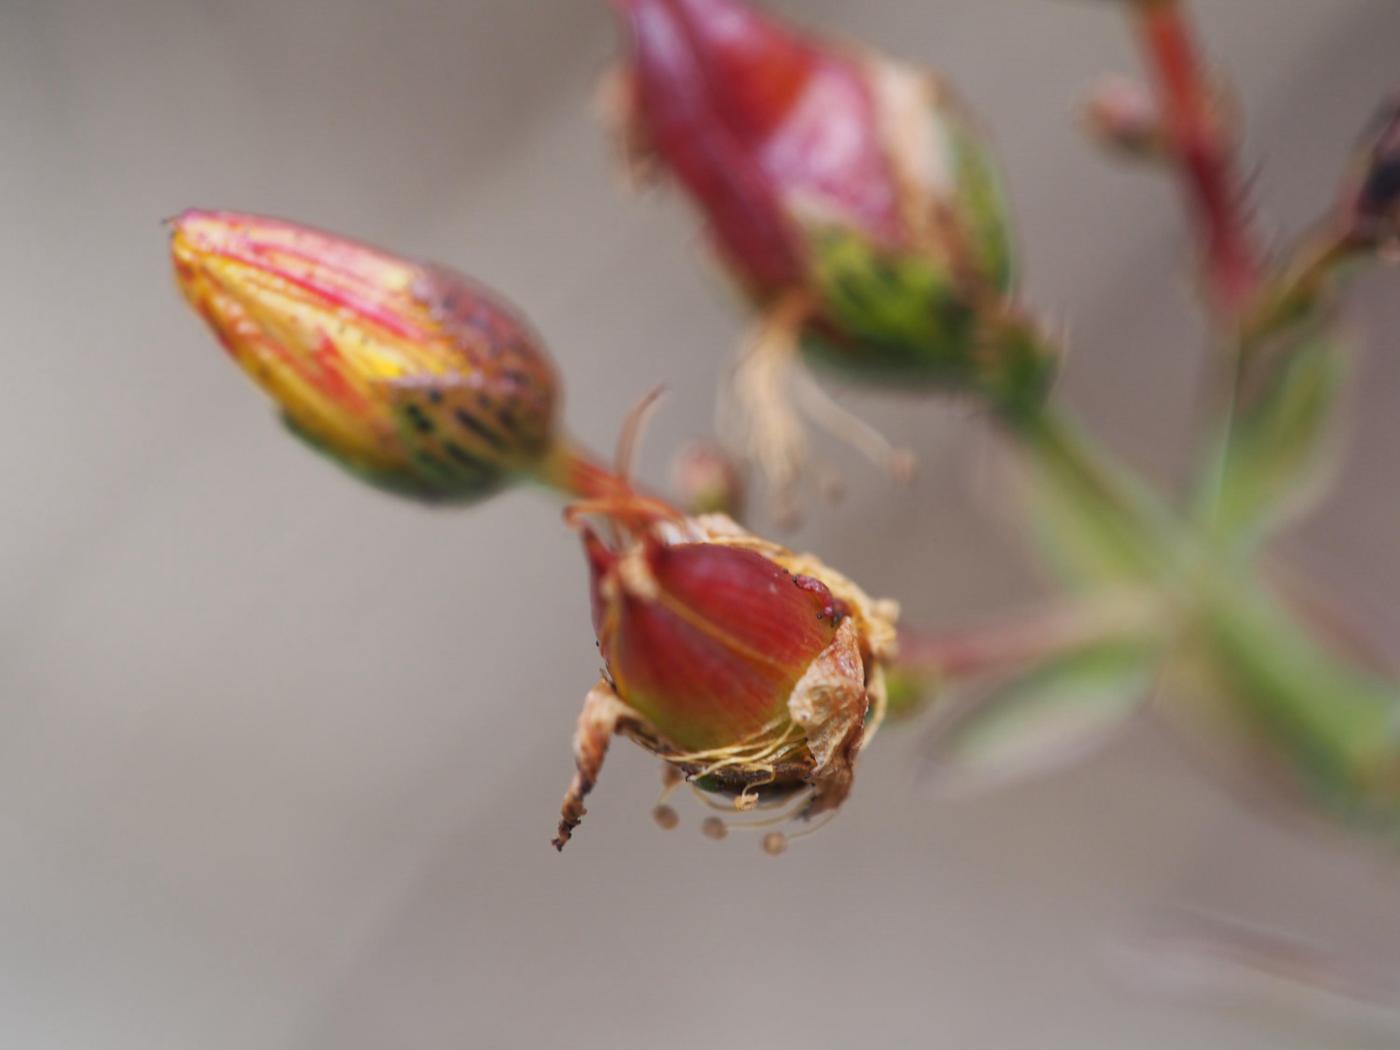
[
  {"left": 403, "top": 402, "right": 434, "bottom": 434},
  {"left": 444, "top": 442, "right": 490, "bottom": 474},
  {"left": 453, "top": 407, "right": 507, "bottom": 452}
]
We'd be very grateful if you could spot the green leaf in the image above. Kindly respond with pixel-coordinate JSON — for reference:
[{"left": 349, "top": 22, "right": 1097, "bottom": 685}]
[
  {"left": 1206, "top": 335, "right": 1346, "bottom": 552},
  {"left": 921, "top": 640, "right": 1156, "bottom": 796}
]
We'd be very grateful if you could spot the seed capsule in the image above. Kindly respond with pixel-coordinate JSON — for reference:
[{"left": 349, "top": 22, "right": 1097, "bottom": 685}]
[{"left": 552, "top": 496, "right": 899, "bottom": 850}]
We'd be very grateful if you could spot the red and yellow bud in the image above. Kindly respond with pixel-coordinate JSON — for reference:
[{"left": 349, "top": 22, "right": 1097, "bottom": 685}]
[
  {"left": 170, "top": 209, "right": 563, "bottom": 502},
  {"left": 554, "top": 499, "right": 898, "bottom": 851},
  {"left": 606, "top": 0, "right": 1043, "bottom": 505}
]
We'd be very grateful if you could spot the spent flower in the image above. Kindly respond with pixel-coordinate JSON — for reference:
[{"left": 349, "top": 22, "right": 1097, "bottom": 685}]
[{"left": 553, "top": 491, "right": 898, "bottom": 851}]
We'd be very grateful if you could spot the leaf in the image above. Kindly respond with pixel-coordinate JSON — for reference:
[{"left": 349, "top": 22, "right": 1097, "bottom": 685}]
[
  {"left": 1207, "top": 335, "right": 1346, "bottom": 551},
  {"left": 920, "top": 640, "right": 1155, "bottom": 797}
]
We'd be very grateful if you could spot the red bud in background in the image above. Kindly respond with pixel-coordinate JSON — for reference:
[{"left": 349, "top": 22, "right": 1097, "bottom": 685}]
[{"left": 606, "top": 0, "right": 1044, "bottom": 508}]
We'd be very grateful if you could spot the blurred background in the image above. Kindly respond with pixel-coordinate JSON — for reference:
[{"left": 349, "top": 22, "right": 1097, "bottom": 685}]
[{"left": 4, "top": 1, "right": 1400, "bottom": 1047}]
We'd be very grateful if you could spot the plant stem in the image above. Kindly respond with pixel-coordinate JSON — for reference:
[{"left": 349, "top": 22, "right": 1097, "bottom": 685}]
[
  {"left": 895, "top": 593, "right": 1157, "bottom": 683},
  {"left": 1008, "top": 403, "right": 1190, "bottom": 580},
  {"left": 1131, "top": 0, "right": 1261, "bottom": 317},
  {"left": 533, "top": 438, "right": 630, "bottom": 501}
]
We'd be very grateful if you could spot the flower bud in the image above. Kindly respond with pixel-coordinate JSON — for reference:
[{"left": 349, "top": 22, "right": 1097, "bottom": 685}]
[
  {"left": 1341, "top": 91, "right": 1400, "bottom": 250},
  {"left": 607, "top": 0, "right": 1044, "bottom": 501},
  {"left": 1082, "top": 75, "right": 1165, "bottom": 160},
  {"left": 669, "top": 440, "right": 746, "bottom": 518},
  {"left": 553, "top": 502, "right": 898, "bottom": 850},
  {"left": 170, "top": 209, "right": 560, "bottom": 502}
]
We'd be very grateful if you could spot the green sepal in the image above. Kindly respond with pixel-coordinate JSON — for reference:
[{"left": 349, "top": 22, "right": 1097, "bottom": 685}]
[
  {"left": 801, "top": 223, "right": 979, "bottom": 383},
  {"left": 799, "top": 223, "right": 1051, "bottom": 413}
]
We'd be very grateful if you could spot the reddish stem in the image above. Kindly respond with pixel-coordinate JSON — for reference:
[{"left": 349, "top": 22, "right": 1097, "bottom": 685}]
[
  {"left": 895, "top": 599, "right": 1139, "bottom": 683},
  {"left": 1133, "top": 0, "right": 1260, "bottom": 316},
  {"left": 537, "top": 439, "right": 687, "bottom": 530},
  {"left": 545, "top": 440, "right": 630, "bottom": 501}
]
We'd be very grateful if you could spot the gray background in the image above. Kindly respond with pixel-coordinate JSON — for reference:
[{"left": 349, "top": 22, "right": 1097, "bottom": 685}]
[{"left": 4, "top": 1, "right": 1400, "bottom": 1047}]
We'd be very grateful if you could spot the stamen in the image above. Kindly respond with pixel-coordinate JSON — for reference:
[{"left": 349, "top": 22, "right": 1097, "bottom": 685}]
[
  {"left": 700, "top": 817, "right": 729, "bottom": 840},
  {"left": 791, "top": 366, "right": 916, "bottom": 482},
  {"left": 723, "top": 291, "right": 814, "bottom": 521}
]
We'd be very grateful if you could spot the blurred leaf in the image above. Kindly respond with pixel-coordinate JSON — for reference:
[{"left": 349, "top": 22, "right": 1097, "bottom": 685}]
[
  {"left": 883, "top": 664, "right": 936, "bottom": 722},
  {"left": 1207, "top": 335, "right": 1346, "bottom": 551},
  {"left": 921, "top": 640, "right": 1155, "bottom": 797}
]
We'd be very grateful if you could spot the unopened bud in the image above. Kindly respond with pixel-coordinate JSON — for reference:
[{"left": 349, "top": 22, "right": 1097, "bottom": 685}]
[
  {"left": 170, "top": 210, "right": 560, "bottom": 502},
  {"left": 1083, "top": 75, "right": 1164, "bottom": 160}
]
